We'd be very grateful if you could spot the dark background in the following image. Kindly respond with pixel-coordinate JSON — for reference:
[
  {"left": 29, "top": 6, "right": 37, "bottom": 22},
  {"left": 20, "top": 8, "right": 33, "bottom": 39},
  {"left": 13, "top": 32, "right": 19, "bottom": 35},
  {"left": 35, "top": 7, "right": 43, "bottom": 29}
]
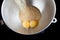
[{"left": 0, "top": 0, "right": 60, "bottom": 40}]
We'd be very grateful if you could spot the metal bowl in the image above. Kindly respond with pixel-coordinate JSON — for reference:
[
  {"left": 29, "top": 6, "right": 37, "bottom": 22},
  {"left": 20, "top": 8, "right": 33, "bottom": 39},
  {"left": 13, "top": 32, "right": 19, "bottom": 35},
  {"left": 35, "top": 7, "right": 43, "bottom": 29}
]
[{"left": 1, "top": 0, "right": 57, "bottom": 35}]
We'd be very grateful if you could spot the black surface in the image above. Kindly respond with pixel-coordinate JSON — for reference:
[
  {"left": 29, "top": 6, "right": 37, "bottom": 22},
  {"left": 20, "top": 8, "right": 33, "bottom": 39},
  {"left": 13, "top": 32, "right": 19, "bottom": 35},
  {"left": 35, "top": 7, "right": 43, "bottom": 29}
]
[{"left": 0, "top": 0, "right": 60, "bottom": 40}]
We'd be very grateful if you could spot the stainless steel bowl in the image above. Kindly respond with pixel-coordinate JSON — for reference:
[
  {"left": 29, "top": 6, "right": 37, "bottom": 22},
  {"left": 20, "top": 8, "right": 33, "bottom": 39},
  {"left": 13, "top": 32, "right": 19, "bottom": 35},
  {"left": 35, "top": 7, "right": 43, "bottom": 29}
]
[{"left": 1, "top": 0, "right": 57, "bottom": 35}]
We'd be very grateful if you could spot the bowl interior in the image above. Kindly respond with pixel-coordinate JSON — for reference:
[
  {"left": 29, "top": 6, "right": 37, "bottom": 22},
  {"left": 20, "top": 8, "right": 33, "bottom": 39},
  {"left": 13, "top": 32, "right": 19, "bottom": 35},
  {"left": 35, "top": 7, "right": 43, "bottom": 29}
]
[{"left": 1, "top": 0, "right": 56, "bottom": 35}]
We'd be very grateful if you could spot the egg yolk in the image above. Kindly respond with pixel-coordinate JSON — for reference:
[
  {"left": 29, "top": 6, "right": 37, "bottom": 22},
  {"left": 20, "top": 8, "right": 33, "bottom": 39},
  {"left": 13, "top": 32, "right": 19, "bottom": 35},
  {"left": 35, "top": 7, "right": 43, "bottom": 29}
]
[
  {"left": 23, "top": 21, "right": 30, "bottom": 28},
  {"left": 22, "top": 20, "right": 38, "bottom": 29},
  {"left": 30, "top": 20, "right": 38, "bottom": 28}
]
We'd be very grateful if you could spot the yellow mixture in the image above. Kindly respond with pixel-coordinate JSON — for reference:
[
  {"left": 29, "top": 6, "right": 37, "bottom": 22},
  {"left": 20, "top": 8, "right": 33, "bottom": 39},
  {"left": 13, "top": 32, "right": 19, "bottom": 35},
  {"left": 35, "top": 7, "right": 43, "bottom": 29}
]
[
  {"left": 15, "top": 0, "right": 41, "bottom": 29},
  {"left": 20, "top": 6, "right": 41, "bottom": 29}
]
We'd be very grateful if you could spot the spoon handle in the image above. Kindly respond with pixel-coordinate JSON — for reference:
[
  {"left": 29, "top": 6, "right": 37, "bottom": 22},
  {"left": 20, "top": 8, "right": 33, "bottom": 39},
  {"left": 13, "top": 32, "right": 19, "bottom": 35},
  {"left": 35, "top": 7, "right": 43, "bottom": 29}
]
[{"left": 15, "top": 0, "right": 27, "bottom": 9}]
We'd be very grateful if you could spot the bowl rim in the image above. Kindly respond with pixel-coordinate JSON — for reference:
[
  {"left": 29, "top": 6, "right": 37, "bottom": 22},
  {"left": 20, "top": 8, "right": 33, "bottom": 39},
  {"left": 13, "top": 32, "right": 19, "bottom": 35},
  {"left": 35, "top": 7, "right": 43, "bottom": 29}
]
[{"left": 1, "top": 0, "right": 56, "bottom": 35}]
